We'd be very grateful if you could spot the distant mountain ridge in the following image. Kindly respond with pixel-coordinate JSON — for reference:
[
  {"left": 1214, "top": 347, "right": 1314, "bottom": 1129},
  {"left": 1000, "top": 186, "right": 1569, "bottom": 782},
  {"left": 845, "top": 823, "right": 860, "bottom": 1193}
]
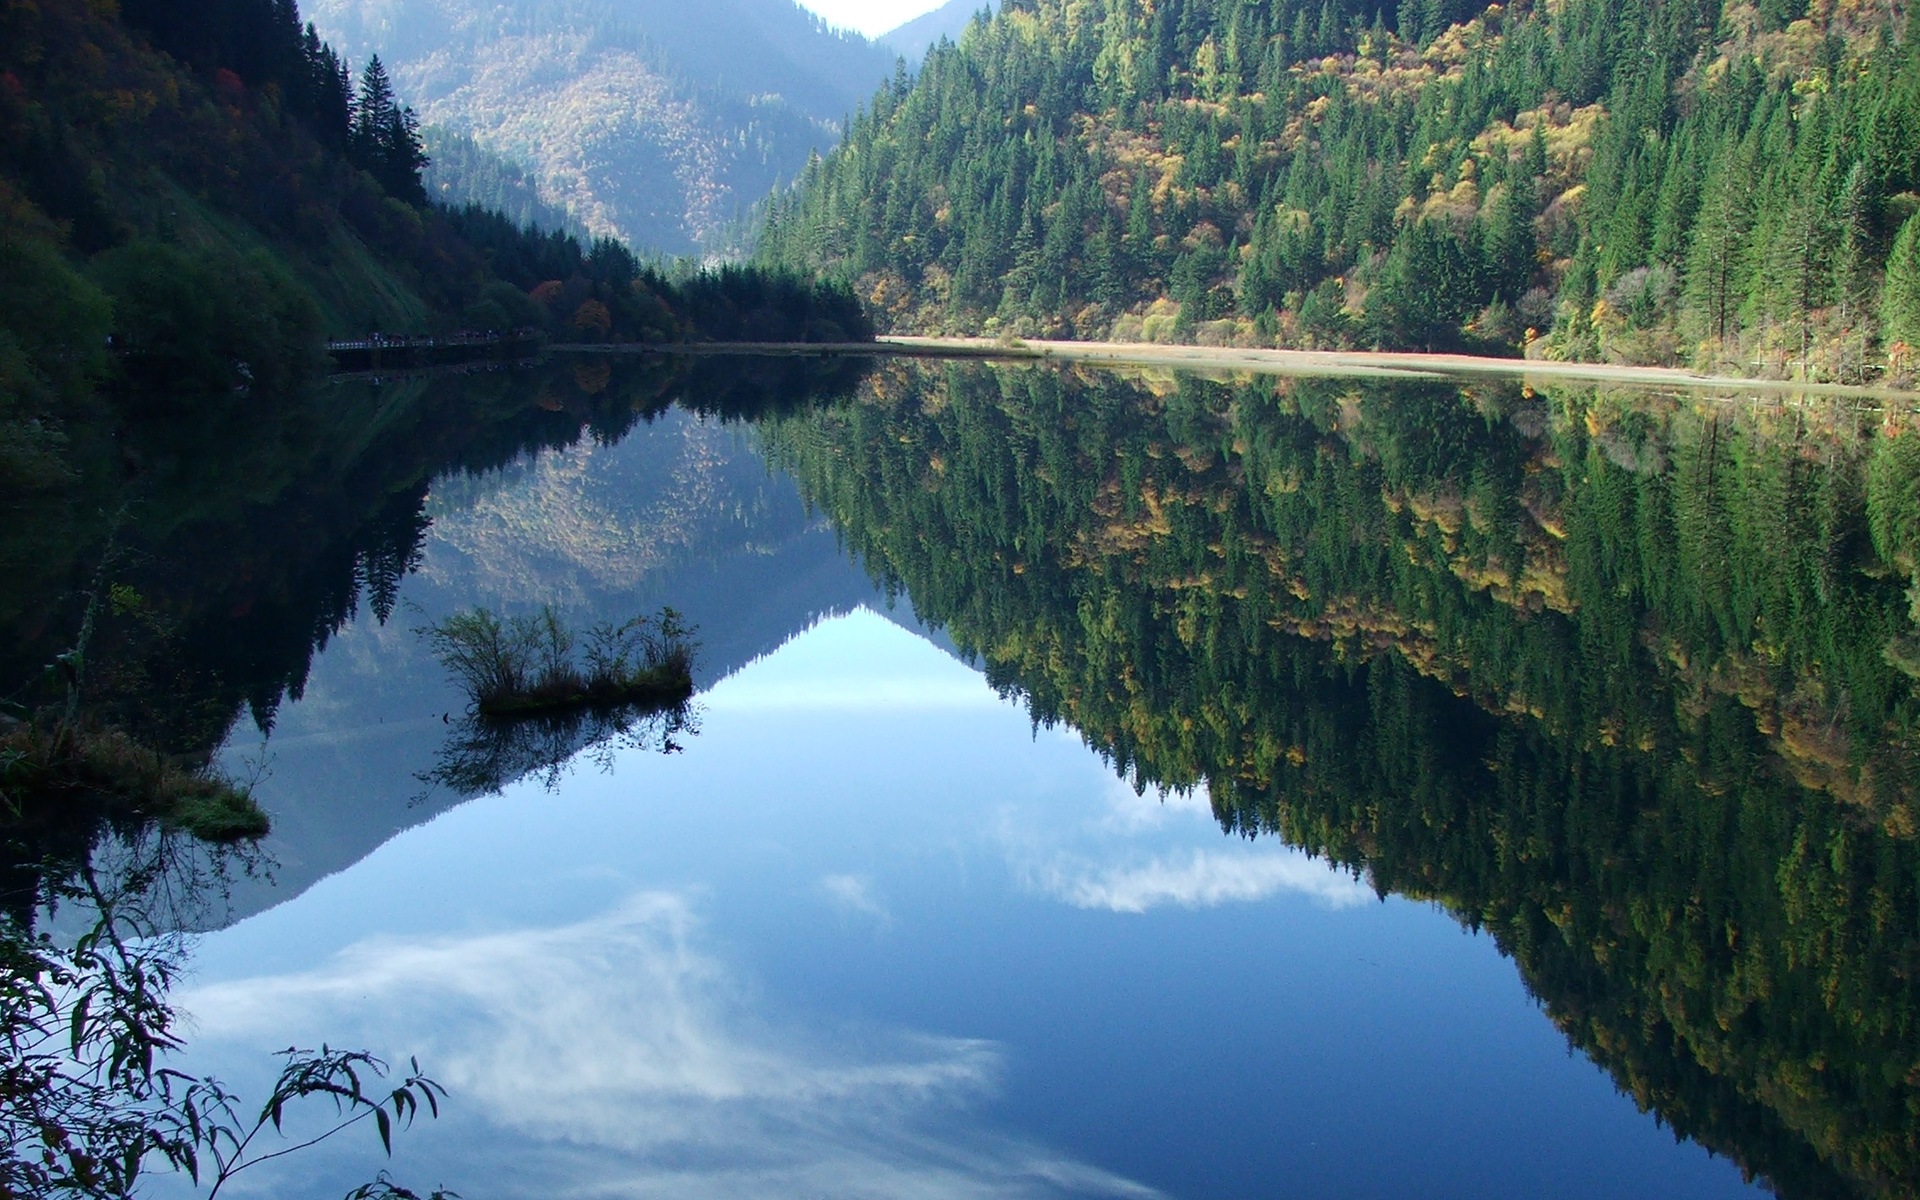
[
  {"left": 879, "top": 0, "right": 988, "bottom": 59},
  {"left": 309, "top": 0, "right": 899, "bottom": 252}
]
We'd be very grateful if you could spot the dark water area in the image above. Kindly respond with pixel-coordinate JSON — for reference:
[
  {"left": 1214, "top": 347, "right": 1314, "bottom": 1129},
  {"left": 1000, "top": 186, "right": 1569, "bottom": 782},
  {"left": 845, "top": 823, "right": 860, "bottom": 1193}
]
[{"left": 4, "top": 355, "right": 1917, "bottom": 1199}]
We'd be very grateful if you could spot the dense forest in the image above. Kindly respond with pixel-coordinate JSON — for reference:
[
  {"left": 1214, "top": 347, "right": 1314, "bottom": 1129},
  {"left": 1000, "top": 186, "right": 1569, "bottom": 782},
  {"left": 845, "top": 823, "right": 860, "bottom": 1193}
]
[
  {"left": 760, "top": 0, "right": 1920, "bottom": 382},
  {"left": 763, "top": 362, "right": 1920, "bottom": 1196},
  {"left": 0, "top": 0, "right": 869, "bottom": 496}
]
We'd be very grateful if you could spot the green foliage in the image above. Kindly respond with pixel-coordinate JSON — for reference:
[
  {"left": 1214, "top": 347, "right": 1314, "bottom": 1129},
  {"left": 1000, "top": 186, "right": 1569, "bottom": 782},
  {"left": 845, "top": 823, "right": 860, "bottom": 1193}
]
[
  {"left": 0, "top": 228, "right": 112, "bottom": 403},
  {"left": 424, "top": 127, "right": 583, "bottom": 238},
  {"left": 1869, "top": 431, "right": 1920, "bottom": 574},
  {"left": 0, "top": 0, "right": 863, "bottom": 523},
  {"left": 0, "top": 566, "right": 269, "bottom": 846},
  {"left": 0, "top": 225, "right": 105, "bottom": 484},
  {"left": 1882, "top": 214, "right": 1920, "bottom": 354},
  {"left": 422, "top": 605, "right": 696, "bottom": 716},
  {"left": 349, "top": 56, "right": 429, "bottom": 206},
  {"left": 420, "top": 607, "right": 535, "bottom": 708},
  {"left": 89, "top": 240, "right": 324, "bottom": 396},
  {"left": 419, "top": 605, "right": 699, "bottom": 796},
  {"left": 761, "top": 0, "right": 1920, "bottom": 377},
  {"left": 438, "top": 206, "right": 874, "bottom": 344}
]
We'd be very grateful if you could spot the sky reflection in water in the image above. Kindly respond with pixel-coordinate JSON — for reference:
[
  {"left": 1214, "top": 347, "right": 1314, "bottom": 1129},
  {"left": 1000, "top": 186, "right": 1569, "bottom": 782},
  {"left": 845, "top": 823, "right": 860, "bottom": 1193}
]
[{"left": 172, "top": 609, "right": 1758, "bottom": 1199}]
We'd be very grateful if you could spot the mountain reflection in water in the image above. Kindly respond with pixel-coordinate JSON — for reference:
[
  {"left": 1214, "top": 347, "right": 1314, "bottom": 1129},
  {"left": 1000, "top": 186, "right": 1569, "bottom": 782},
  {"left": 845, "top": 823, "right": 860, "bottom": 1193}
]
[
  {"left": 761, "top": 361, "right": 1920, "bottom": 1199},
  {"left": 3, "top": 355, "right": 1915, "bottom": 1199}
]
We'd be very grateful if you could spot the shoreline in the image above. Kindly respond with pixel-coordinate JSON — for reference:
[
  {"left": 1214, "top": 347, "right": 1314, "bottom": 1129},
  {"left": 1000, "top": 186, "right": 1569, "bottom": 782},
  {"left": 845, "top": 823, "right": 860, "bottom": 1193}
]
[{"left": 553, "top": 337, "right": 1919, "bottom": 402}]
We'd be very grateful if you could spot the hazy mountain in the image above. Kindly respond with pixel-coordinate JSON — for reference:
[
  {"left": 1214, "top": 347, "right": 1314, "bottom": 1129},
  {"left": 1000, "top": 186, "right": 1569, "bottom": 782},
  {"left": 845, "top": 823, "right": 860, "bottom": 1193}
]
[
  {"left": 423, "top": 126, "right": 587, "bottom": 237},
  {"left": 878, "top": 0, "right": 988, "bottom": 59},
  {"left": 307, "top": 0, "right": 898, "bottom": 253}
]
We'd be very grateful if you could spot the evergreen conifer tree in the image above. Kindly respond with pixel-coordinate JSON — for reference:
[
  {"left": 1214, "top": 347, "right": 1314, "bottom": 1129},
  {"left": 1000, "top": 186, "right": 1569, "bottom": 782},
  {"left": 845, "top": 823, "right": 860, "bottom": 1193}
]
[
  {"left": 352, "top": 56, "right": 398, "bottom": 170},
  {"left": 1881, "top": 213, "right": 1920, "bottom": 351}
]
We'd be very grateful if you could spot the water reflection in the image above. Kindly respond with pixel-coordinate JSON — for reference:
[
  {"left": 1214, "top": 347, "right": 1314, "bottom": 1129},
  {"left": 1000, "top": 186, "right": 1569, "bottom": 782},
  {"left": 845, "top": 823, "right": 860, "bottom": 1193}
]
[
  {"left": 0, "top": 354, "right": 871, "bottom": 919},
  {"left": 759, "top": 362, "right": 1920, "bottom": 1197},
  {"left": 178, "top": 893, "right": 1153, "bottom": 1200},
  {"left": 418, "top": 694, "right": 699, "bottom": 797},
  {"left": 170, "top": 610, "right": 1740, "bottom": 1200},
  {"left": 5, "top": 353, "right": 1914, "bottom": 1198}
]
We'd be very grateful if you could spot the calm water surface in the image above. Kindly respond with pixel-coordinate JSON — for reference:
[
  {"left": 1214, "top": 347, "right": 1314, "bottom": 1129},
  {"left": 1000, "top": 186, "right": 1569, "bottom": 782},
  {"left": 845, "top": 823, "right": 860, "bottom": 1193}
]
[
  {"left": 185, "top": 610, "right": 1759, "bottom": 1199},
  {"left": 21, "top": 357, "right": 1917, "bottom": 1198}
]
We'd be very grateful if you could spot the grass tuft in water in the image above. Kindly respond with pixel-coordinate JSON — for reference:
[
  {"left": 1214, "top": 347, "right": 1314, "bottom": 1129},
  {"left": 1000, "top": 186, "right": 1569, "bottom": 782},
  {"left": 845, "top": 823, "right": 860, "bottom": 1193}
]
[{"left": 424, "top": 605, "right": 695, "bottom": 717}]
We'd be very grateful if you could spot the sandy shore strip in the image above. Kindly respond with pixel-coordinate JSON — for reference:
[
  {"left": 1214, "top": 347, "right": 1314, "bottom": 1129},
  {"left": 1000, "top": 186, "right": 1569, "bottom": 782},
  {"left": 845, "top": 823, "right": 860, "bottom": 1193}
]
[
  {"left": 886, "top": 336, "right": 1919, "bottom": 401},
  {"left": 556, "top": 337, "right": 1918, "bottom": 402}
]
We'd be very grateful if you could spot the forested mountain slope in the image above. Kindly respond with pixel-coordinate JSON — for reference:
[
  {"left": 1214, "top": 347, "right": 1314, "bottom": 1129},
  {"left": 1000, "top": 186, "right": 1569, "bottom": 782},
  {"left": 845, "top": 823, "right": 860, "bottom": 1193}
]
[
  {"left": 0, "top": 0, "right": 869, "bottom": 511},
  {"left": 309, "top": 0, "right": 901, "bottom": 251},
  {"left": 762, "top": 0, "right": 1920, "bottom": 382},
  {"left": 424, "top": 125, "right": 587, "bottom": 236}
]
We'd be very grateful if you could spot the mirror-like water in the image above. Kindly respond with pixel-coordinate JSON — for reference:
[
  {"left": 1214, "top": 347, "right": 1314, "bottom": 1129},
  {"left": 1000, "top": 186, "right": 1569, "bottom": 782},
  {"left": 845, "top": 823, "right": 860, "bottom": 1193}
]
[{"left": 8, "top": 356, "right": 1917, "bottom": 1199}]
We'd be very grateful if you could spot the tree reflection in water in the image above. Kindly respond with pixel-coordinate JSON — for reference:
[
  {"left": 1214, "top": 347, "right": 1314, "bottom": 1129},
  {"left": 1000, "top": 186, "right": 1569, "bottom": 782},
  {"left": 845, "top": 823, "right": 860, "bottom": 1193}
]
[
  {"left": 418, "top": 694, "right": 698, "bottom": 798},
  {"left": 764, "top": 361, "right": 1920, "bottom": 1198},
  {"left": 1, "top": 354, "right": 853, "bottom": 1199}
]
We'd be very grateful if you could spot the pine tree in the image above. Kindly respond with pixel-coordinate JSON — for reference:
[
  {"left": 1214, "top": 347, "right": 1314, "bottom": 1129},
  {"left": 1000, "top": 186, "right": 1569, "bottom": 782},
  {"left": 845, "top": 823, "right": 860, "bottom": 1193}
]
[
  {"left": 351, "top": 56, "right": 398, "bottom": 172},
  {"left": 348, "top": 56, "right": 428, "bottom": 205},
  {"left": 385, "top": 104, "right": 430, "bottom": 205},
  {"left": 1881, "top": 213, "right": 1920, "bottom": 351},
  {"left": 1683, "top": 145, "right": 1754, "bottom": 346}
]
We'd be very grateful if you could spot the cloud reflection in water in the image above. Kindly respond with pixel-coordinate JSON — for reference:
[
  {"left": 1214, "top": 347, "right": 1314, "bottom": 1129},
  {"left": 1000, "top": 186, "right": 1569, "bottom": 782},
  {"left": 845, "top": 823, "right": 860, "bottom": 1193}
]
[
  {"left": 1040, "top": 849, "right": 1374, "bottom": 914},
  {"left": 178, "top": 893, "right": 1163, "bottom": 1199}
]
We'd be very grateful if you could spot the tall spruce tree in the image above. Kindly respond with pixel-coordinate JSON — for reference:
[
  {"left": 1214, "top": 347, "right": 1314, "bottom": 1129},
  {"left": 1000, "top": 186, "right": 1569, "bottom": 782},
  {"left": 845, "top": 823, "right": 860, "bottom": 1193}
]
[
  {"left": 349, "top": 56, "right": 427, "bottom": 205},
  {"left": 1881, "top": 213, "right": 1920, "bottom": 352}
]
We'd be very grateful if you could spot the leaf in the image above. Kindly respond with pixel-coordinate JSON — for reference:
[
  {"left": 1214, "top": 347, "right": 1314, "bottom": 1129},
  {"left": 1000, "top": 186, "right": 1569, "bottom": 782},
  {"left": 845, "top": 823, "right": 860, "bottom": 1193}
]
[
  {"left": 374, "top": 1106, "right": 393, "bottom": 1155},
  {"left": 69, "top": 990, "right": 92, "bottom": 1055}
]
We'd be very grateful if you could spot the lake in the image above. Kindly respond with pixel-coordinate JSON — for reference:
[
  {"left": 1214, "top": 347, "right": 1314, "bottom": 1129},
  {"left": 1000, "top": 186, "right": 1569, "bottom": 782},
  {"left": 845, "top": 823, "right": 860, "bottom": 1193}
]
[{"left": 11, "top": 355, "right": 1917, "bottom": 1199}]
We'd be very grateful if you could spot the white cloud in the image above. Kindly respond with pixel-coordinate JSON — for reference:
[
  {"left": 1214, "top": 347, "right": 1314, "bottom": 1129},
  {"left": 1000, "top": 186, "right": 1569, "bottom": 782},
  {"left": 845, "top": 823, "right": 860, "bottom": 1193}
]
[
  {"left": 1094, "top": 777, "right": 1213, "bottom": 833},
  {"left": 1037, "top": 850, "right": 1372, "bottom": 914},
  {"left": 176, "top": 894, "right": 1160, "bottom": 1199},
  {"left": 822, "top": 873, "right": 894, "bottom": 927}
]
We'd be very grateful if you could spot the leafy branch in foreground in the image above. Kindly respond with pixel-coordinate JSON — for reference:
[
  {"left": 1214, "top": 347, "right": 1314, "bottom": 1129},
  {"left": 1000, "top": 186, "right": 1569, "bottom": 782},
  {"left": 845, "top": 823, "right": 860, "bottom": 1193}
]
[{"left": 1, "top": 874, "right": 453, "bottom": 1200}]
